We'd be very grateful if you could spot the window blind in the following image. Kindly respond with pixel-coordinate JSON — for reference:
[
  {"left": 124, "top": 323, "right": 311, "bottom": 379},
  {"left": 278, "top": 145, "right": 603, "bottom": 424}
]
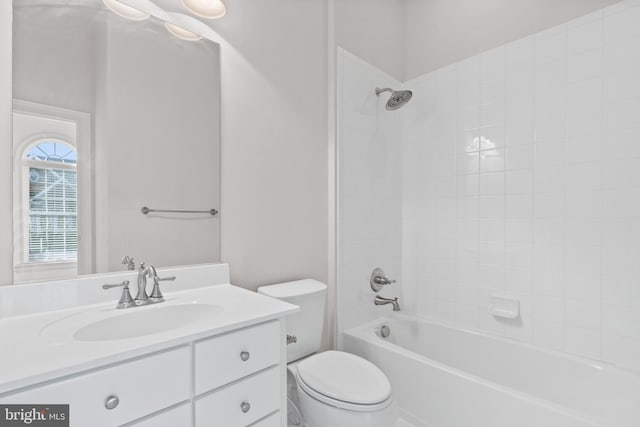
[{"left": 28, "top": 167, "right": 78, "bottom": 262}]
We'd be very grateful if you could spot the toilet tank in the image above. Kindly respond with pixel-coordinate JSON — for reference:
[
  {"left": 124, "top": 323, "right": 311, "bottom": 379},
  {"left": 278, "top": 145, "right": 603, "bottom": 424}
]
[{"left": 257, "top": 279, "right": 327, "bottom": 363}]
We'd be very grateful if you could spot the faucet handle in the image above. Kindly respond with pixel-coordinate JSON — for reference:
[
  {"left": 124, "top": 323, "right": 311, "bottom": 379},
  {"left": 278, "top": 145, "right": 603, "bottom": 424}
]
[
  {"left": 102, "top": 280, "right": 130, "bottom": 290},
  {"left": 148, "top": 271, "right": 176, "bottom": 303},
  {"left": 102, "top": 281, "right": 136, "bottom": 309},
  {"left": 370, "top": 268, "right": 396, "bottom": 292}
]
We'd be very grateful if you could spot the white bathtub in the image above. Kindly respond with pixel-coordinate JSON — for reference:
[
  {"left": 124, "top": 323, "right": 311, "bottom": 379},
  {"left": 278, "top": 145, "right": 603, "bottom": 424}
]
[{"left": 343, "top": 315, "right": 640, "bottom": 427}]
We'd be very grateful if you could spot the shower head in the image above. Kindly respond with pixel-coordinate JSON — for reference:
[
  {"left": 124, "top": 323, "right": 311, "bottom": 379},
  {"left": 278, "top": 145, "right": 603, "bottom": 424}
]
[{"left": 375, "top": 87, "right": 413, "bottom": 111}]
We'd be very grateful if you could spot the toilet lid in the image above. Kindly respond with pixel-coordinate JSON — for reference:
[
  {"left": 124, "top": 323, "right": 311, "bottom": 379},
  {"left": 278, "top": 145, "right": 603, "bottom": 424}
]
[{"left": 296, "top": 351, "right": 391, "bottom": 405}]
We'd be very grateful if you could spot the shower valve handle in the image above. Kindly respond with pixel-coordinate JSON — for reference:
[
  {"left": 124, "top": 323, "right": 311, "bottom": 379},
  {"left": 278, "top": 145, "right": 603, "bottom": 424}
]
[
  {"left": 374, "top": 276, "right": 396, "bottom": 285},
  {"left": 370, "top": 268, "right": 396, "bottom": 292}
]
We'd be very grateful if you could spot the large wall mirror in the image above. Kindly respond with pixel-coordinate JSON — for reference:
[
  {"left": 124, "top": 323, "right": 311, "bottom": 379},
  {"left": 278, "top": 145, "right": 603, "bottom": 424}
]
[{"left": 9, "top": 0, "right": 221, "bottom": 284}]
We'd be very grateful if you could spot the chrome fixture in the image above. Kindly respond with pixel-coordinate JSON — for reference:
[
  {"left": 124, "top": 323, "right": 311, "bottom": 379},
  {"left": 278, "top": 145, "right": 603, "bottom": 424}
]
[
  {"left": 374, "top": 295, "right": 400, "bottom": 311},
  {"left": 104, "top": 395, "right": 120, "bottom": 410},
  {"left": 102, "top": 280, "right": 136, "bottom": 309},
  {"left": 104, "top": 264, "right": 175, "bottom": 309},
  {"left": 375, "top": 87, "right": 413, "bottom": 111},
  {"left": 147, "top": 265, "right": 176, "bottom": 303},
  {"left": 136, "top": 263, "right": 176, "bottom": 305},
  {"left": 379, "top": 324, "right": 391, "bottom": 338},
  {"left": 121, "top": 255, "right": 136, "bottom": 271},
  {"left": 141, "top": 206, "right": 218, "bottom": 216},
  {"left": 136, "top": 263, "right": 152, "bottom": 304},
  {"left": 370, "top": 267, "right": 396, "bottom": 292}
]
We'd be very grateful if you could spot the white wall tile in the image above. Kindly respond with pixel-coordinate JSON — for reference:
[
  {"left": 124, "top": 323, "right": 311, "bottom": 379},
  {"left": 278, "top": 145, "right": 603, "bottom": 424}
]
[
  {"left": 341, "top": 0, "right": 640, "bottom": 372},
  {"left": 603, "top": 3, "right": 640, "bottom": 43},
  {"left": 534, "top": 318, "right": 565, "bottom": 351},
  {"left": 565, "top": 326, "right": 601, "bottom": 359},
  {"left": 535, "top": 166, "right": 566, "bottom": 193},
  {"left": 605, "top": 97, "right": 640, "bottom": 130},
  {"left": 603, "top": 127, "right": 640, "bottom": 160},
  {"left": 566, "top": 162, "right": 602, "bottom": 192},
  {"left": 567, "top": 11, "right": 603, "bottom": 55},
  {"left": 506, "top": 194, "right": 533, "bottom": 218},
  {"left": 506, "top": 144, "right": 535, "bottom": 170},
  {"left": 535, "top": 140, "right": 566, "bottom": 167},
  {"left": 534, "top": 294, "right": 565, "bottom": 322},
  {"left": 566, "top": 299, "right": 601, "bottom": 330},
  {"left": 602, "top": 333, "right": 640, "bottom": 371},
  {"left": 535, "top": 25, "right": 566, "bottom": 64}
]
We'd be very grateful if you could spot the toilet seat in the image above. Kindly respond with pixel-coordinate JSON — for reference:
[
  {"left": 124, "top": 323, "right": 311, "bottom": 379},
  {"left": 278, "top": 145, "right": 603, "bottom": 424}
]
[{"left": 294, "top": 351, "right": 392, "bottom": 412}]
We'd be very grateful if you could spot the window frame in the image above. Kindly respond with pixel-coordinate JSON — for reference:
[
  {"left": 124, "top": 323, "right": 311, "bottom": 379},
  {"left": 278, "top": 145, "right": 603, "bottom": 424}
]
[{"left": 12, "top": 100, "right": 93, "bottom": 281}]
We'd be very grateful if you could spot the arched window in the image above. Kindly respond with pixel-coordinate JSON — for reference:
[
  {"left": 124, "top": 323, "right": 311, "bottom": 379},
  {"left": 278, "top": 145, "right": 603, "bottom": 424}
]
[{"left": 22, "top": 140, "right": 78, "bottom": 262}]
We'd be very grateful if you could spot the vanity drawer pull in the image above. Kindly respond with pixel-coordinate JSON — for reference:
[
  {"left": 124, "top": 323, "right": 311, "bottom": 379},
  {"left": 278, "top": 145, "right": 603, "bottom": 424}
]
[
  {"left": 240, "top": 351, "right": 250, "bottom": 361},
  {"left": 240, "top": 402, "right": 251, "bottom": 413},
  {"left": 105, "top": 395, "right": 120, "bottom": 410}
]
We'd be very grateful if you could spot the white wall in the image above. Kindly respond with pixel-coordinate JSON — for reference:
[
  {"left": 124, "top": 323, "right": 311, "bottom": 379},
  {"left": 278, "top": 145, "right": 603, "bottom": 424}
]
[
  {"left": 210, "top": 0, "right": 329, "bottom": 291},
  {"left": 401, "top": 0, "right": 640, "bottom": 370},
  {"left": 337, "top": 49, "right": 405, "bottom": 336},
  {"left": 404, "top": 0, "right": 620, "bottom": 79},
  {"left": 12, "top": 8, "right": 96, "bottom": 113},
  {"left": 333, "top": 0, "right": 404, "bottom": 81},
  {"left": 0, "top": 0, "right": 11, "bottom": 286}
]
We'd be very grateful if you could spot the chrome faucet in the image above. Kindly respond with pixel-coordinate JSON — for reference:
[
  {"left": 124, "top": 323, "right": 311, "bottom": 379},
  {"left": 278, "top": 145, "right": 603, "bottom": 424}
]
[
  {"left": 136, "top": 263, "right": 152, "bottom": 304},
  {"left": 102, "top": 262, "right": 176, "bottom": 309},
  {"left": 375, "top": 295, "right": 400, "bottom": 311}
]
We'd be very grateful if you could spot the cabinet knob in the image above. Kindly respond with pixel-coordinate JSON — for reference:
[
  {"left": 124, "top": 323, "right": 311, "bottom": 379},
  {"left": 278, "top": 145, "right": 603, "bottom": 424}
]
[
  {"left": 240, "top": 401, "right": 251, "bottom": 413},
  {"left": 240, "top": 351, "right": 250, "bottom": 362},
  {"left": 105, "top": 395, "right": 119, "bottom": 410}
]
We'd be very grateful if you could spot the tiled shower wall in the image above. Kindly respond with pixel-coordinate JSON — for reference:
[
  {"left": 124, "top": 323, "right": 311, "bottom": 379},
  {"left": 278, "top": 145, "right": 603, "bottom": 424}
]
[
  {"left": 401, "top": 0, "right": 640, "bottom": 369},
  {"left": 337, "top": 48, "right": 405, "bottom": 337}
]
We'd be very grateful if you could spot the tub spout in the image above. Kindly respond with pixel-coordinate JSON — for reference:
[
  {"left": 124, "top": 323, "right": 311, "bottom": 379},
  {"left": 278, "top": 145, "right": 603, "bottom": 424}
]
[{"left": 375, "top": 295, "right": 400, "bottom": 311}]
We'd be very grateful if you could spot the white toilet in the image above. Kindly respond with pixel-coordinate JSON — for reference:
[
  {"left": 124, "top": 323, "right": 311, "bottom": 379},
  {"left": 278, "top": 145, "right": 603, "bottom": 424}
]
[{"left": 258, "top": 280, "right": 396, "bottom": 427}]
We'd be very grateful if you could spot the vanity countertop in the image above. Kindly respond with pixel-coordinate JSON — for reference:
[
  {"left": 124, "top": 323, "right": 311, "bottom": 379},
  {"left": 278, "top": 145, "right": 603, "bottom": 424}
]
[{"left": 0, "top": 284, "right": 298, "bottom": 395}]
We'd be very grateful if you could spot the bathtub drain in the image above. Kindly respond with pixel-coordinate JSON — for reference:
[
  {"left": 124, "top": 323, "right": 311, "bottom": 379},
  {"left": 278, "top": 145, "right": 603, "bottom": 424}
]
[{"left": 380, "top": 324, "right": 391, "bottom": 338}]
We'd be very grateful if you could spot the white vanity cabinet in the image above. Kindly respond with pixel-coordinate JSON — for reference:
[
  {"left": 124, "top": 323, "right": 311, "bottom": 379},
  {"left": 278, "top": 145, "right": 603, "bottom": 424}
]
[
  {"left": 126, "top": 404, "right": 191, "bottom": 427},
  {"left": 2, "top": 347, "right": 191, "bottom": 426},
  {"left": 0, "top": 320, "right": 285, "bottom": 427}
]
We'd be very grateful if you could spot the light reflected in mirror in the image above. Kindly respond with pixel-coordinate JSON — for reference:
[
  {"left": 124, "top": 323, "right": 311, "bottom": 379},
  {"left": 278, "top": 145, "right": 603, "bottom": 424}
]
[{"left": 11, "top": 0, "right": 221, "bottom": 284}]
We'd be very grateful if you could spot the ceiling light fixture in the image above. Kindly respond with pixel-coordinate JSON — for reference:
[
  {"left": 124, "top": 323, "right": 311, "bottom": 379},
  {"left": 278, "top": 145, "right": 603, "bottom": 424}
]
[
  {"left": 102, "top": 0, "right": 150, "bottom": 21},
  {"left": 181, "top": 0, "right": 227, "bottom": 19},
  {"left": 165, "top": 22, "right": 203, "bottom": 41}
]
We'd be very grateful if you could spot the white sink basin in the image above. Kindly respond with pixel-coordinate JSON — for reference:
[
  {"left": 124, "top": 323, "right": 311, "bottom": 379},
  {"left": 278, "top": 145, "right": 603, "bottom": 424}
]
[
  {"left": 41, "top": 303, "right": 223, "bottom": 342},
  {"left": 73, "top": 304, "right": 223, "bottom": 341}
]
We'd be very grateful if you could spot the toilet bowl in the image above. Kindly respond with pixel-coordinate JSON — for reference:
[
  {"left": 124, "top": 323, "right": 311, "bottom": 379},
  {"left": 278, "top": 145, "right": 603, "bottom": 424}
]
[
  {"left": 289, "top": 351, "right": 396, "bottom": 427},
  {"left": 257, "top": 280, "right": 396, "bottom": 427}
]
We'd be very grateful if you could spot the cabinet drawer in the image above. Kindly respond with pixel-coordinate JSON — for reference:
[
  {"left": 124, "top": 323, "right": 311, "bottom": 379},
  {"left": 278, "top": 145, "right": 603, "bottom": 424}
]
[
  {"left": 2, "top": 347, "right": 190, "bottom": 427},
  {"left": 126, "top": 403, "right": 191, "bottom": 427},
  {"left": 249, "top": 411, "right": 281, "bottom": 427},
  {"left": 195, "top": 367, "right": 280, "bottom": 427},
  {"left": 195, "top": 321, "right": 280, "bottom": 394}
]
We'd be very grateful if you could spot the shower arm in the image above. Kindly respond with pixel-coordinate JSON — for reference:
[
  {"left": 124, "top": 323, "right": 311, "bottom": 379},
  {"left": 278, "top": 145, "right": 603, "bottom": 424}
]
[{"left": 375, "top": 87, "right": 393, "bottom": 96}]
